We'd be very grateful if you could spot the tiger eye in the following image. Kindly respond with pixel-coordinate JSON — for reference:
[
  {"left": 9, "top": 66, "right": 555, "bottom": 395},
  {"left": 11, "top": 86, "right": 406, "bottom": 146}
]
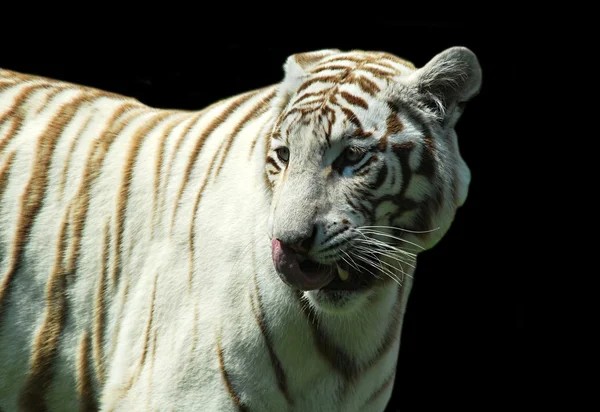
[{"left": 275, "top": 147, "right": 290, "bottom": 163}]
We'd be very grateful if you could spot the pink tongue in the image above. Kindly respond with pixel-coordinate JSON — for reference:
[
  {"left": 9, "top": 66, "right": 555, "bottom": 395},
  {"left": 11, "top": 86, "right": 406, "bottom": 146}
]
[{"left": 271, "top": 238, "right": 334, "bottom": 291}]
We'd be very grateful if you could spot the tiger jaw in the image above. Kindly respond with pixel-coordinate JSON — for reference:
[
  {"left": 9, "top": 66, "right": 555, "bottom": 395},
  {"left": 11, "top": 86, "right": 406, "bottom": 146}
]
[{"left": 271, "top": 238, "right": 373, "bottom": 292}]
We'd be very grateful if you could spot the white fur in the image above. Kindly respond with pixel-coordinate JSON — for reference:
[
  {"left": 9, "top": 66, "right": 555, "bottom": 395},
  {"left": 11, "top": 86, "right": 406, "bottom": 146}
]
[{"left": 0, "top": 46, "right": 480, "bottom": 411}]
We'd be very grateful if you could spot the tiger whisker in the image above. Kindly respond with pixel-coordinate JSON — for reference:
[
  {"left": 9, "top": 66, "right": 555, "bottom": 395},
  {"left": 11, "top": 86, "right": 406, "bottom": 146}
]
[
  {"left": 355, "top": 228, "right": 426, "bottom": 251},
  {"left": 342, "top": 252, "right": 384, "bottom": 282},
  {"left": 352, "top": 237, "right": 419, "bottom": 258},
  {"left": 355, "top": 254, "right": 401, "bottom": 285},
  {"left": 354, "top": 245, "right": 417, "bottom": 264},
  {"left": 359, "top": 225, "right": 440, "bottom": 235},
  {"left": 351, "top": 253, "right": 403, "bottom": 287},
  {"left": 351, "top": 230, "right": 421, "bottom": 255},
  {"left": 339, "top": 249, "right": 362, "bottom": 272},
  {"left": 352, "top": 246, "right": 417, "bottom": 273}
]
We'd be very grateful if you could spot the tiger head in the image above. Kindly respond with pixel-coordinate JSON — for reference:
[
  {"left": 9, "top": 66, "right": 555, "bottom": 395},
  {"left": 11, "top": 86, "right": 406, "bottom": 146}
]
[{"left": 266, "top": 47, "right": 481, "bottom": 313}]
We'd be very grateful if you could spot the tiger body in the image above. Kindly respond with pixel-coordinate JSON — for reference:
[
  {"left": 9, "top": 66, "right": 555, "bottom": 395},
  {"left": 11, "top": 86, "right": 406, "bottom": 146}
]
[{"left": 0, "top": 47, "right": 481, "bottom": 411}]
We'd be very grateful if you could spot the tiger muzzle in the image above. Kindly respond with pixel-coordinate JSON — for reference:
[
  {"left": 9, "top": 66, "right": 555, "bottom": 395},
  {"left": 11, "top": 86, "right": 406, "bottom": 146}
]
[{"left": 271, "top": 238, "right": 335, "bottom": 291}]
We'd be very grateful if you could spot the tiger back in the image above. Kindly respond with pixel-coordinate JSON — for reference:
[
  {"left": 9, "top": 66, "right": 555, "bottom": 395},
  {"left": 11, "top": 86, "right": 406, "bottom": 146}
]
[{"left": 0, "top": 47, "right": 481, "bottom": 411}]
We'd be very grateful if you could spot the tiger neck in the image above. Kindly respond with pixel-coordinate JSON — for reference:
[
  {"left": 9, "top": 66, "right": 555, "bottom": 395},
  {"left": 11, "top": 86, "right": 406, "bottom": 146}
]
[{"left": 250, "top": 243, "right": 413, "bottom": 371}]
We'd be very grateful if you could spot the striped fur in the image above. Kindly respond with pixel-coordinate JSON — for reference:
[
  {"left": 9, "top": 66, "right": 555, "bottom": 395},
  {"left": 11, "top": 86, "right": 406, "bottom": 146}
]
[{"left": 0, "top": 47, "right": 481, "bottom": 411}]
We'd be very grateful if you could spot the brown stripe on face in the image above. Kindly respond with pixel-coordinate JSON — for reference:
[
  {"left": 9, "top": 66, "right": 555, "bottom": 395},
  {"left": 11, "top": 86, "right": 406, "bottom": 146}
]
[
  {"left": 391, "top": 142, "right": 416, "bottom": 200},
  {"left": 0, "top": 151, "right": 16, "bottom": 203},
  {"left": 0, "top": 94, "right": 92, "bottom": 331},
  {"left": 263, "top": 127, "right": 275, "bottom": 191},
  {"left": 18, "top": 205, "right": 72, "bottom": 411},
  {"left": 294, "top": 51, "right": 334, "bottom": 68},
  {"left": 76, "top": 331, "right": 98, "bottom": 412},
  {"left": 324, "top": 55, "right": 366, "bottom": 64},
  {"left": 296, "top": 291, "right": 361, "bottom": 383},
  {"left": 416, "top": 136, "right": 436, "bottom": 179},
  {"left": 65, "top": 103, "right": 143, "bottom": 285},
  {"left": 292, "top": 90, "right": 329, "bottom": 105},
  {"left": 249, "top": 273, "right": 293, "bottom": 405},
  {"left": 310, "top": 64, "right": 351, "bottom": 74},
  {"left": 281, "top": 109, "right": 304, "bottom": 135},
  {"left": 373, "top": 159, "right": 388, "bottom": 190},
  {"left": 354, "top": 154, "right": 379, "bottom": 176},
  {"left": 112, "top": 111, "right": 174, "bottom": 284},
  {"left": 323, "top": 106, "right": 336, "bottom": 143},
  {"left": 296, "top": 75, "right": 340, "bottom": 94},
  {"left": 92, "top": 220, "right": 111, "bottom": 384},
  {"left": 341, "top": 107, "right": 362, "bottom": 130},
  {"left": 264, "top": 168, "right": 275, "bottom": 189},
  {"left": 367, "top": 59, "right": 400, "bottom": 72},
  {"left": 380, "top": 54, "right": 416, "bottom": 70},
  {"left": 340, "top": 91, "right": 368, "bottom": 110},
  {"left": 386, "top": 110, "right": 404, "bottom": 136},
  {"left": 265, "top": 156, "right": 281, "bottom": 171},
  {"left": 172, "top": 90, "right": 259, "bottom": 227},
  {"left": 355, "top": 76, "right": 381, "bottom": 96},
  {"left": 216, "top": 333, "right": 249, "bottom": 412},
  {"left": 361, "top": 66, "right": 397, "bottom": 79},
  {"left": 345, "top": 193, "right": 370, "bottom": 217},
  {"left": 214, "top": 90, "right": 276, "bottom": 179},
  {"left": 377, "top": 133, "right": 389, "bottom": 152},
  {"left": 352, "top": 129, "right": 373, "bottom": 139}
]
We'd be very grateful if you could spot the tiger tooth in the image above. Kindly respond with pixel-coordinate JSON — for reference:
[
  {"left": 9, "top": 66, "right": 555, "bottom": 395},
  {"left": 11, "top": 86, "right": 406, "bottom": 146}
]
[{"left": 338, "top": 266, "right": 349, "bottom": 281}]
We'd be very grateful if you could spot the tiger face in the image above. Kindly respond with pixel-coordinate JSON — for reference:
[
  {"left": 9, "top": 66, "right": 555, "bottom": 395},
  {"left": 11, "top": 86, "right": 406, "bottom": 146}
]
[{"left": 266, "top": 47, "right": 481, "bottom": 313}]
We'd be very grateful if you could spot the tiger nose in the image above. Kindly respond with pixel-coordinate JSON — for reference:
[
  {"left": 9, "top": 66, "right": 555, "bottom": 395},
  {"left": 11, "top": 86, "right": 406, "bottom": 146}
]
[{"left": 277, "top": 227, "right": 316, "bottom": 256}]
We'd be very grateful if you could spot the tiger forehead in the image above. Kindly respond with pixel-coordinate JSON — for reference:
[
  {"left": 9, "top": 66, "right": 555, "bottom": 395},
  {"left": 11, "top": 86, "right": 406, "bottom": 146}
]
[
  {"left": 306, "top": 51, "right": 413, "bottom": 87},
  {"left": 277, "top": 107, "right": 390, "bottom": 150},
  {"left": 282, "top": 53, "right": 412, "bottom": 131},
  {"left": 310, "top": 51, "right": 415, "bottom": 74},
  {"left": 272, "top": 51, "right": 415, "bottom": 146}
]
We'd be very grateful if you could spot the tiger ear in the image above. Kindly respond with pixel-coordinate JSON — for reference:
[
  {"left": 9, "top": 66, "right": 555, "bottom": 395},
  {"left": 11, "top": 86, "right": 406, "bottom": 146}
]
[
  {"left": 272, "top": 49, "right": 341, "bottom": 114},
  {"left": 406, "top": 46, "right": 482, "bottom": 127}
]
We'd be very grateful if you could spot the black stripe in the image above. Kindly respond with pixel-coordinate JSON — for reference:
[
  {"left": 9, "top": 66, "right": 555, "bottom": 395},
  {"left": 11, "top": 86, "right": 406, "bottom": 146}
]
[
  {"left": 216, "top": 333, "right": 249, "bottom": 412},
  {"left": 173, "top": 90, "right": 259, "bottom": 222},
  {"left": 296, "top": 291, "right": 361, "bottom": 383},
  {"left": 250, "top": 274, "right": 293, "bottom": 405},
  {"left": 214, "top": 90, "right": 276, "bottom": 179}
]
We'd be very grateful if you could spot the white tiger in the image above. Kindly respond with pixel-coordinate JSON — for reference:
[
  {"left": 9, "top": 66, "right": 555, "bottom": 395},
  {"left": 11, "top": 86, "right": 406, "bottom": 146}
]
[{"left": 0, "top": 46, "right": 481, "bottom": 411}]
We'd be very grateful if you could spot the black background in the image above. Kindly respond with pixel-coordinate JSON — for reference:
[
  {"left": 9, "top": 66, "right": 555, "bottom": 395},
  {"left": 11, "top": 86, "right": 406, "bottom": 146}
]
[{"left": 1, "top": 21, "right": 521, "bottom": 411}]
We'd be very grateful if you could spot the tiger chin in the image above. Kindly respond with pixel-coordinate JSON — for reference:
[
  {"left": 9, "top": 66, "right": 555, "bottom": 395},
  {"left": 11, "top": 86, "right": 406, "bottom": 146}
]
[{"left": 0, "top": 46, "right": 480, "bottom": 411}]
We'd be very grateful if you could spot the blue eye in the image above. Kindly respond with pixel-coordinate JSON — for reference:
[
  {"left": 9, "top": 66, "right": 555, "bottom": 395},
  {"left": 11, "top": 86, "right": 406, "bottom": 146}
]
[
  {"left": 275, "top": 147, "right": 289, "bottom": 163},
  {"left": 333, "top": 146, "right": 367, "bottom": 173},
  {"left": 343, "top": 147, "right": 365, "bottom": 164}
]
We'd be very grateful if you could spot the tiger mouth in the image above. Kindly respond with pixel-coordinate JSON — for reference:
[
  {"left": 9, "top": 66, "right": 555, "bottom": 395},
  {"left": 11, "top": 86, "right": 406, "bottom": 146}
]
[
  {"left": 271, "top": 238, "right": 372, "bottom": 292},
  {"left": 299, "top": 259, "right": 372, "bottom": 291}
]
